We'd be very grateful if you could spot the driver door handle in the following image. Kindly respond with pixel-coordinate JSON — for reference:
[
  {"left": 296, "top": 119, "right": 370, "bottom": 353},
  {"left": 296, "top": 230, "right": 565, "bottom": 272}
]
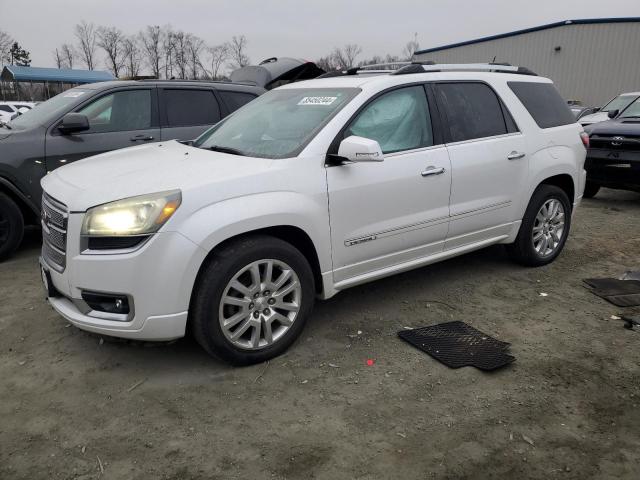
[
  {"left": 507, "top": 151, "right": 526, "bottom": 160},
  {"left": 421, "top": 166, "right": 446, "bottom": 177},
  {"left": 130, "top": 134, "right": 154, "bottom": 142}
]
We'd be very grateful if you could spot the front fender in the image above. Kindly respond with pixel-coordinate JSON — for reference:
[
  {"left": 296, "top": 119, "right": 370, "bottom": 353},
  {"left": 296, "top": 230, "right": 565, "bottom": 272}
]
[{"left": 177, "top": 191, "right": 332, "bottom": 273}]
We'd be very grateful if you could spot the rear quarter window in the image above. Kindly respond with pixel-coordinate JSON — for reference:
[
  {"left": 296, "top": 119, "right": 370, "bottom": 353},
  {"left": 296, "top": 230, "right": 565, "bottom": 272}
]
[
  {"left": 508, "top": 82, "right": 575, "bottom": 128},
  {"left": 219, "top": 91, "right": 258, "bottom": 113},
  {"left": 164, "top": 89, "right": 221, "bottom": 127}
]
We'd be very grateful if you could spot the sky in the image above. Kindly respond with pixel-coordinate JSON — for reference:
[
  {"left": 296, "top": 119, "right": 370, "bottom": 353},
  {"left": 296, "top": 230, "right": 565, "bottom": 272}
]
[{"left": 1, "top": 0, "right": 639, "bottom": 70}]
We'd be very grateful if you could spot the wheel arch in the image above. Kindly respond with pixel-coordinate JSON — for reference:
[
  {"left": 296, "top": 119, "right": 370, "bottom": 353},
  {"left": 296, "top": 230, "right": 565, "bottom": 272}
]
[
  {"left": 538, "top": 173, "right": 575, "bottom": 206},
  {"left": 0, "top": 176, "right": 39, "bottom": 225},
  {"left": 187, "top": 224, "right": 326, "bottom": 333}
]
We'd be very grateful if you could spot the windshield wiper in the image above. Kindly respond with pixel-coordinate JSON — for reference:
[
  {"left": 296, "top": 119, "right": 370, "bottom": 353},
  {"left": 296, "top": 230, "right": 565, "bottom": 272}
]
[
  {"left": 207, "top": 145, "right": 245, "bottom": 156},
  {"left": 0, "top": 121, "right": 12, "bottom": 130}
]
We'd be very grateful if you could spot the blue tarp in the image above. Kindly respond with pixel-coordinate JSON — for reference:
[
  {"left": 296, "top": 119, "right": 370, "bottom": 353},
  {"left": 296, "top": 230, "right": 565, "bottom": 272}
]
[{"left": 1, "top": 65, "right": 115, "bottom": 83}]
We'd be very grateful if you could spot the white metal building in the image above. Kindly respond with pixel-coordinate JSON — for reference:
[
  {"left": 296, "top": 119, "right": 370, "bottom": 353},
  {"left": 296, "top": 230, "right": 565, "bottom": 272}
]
[{"left": 414, "top": 18, "right": 640, "bottom": 107}]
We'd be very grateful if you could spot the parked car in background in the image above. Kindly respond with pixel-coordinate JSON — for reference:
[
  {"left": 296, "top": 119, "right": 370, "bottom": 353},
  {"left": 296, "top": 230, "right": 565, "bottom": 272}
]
[
  {"left": 230, "top": 57, "right": 325, "bottom": 90},
  {"left": 570, "top": 105, "right": 598, "bottom": 120},
  {"left": 40, "top": 63, "right": 586, "bottom": 364},
  {"left": 583, "top": 96, "right": 640, "bottom": 197},
  {"left": 579, "top": 92, "right": 640, "bottom": 126},
  {"left": 0, "top": 101, "right": 36, "bottom": 123},
  {"left": 0, "top": 80, "right": 264, "bottom": 260}
]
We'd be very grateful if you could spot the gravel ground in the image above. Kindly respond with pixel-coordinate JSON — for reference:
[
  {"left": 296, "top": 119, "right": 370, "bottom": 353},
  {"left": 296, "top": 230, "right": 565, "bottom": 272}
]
[{"left": 1, "top": 188, "right": 639, "bottom": 480}]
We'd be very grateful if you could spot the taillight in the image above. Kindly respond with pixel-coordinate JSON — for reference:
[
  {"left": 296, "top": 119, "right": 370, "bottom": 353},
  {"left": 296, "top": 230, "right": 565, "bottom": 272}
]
[{"left": 580, "top": 132, "right": 590, "bottom": 149}]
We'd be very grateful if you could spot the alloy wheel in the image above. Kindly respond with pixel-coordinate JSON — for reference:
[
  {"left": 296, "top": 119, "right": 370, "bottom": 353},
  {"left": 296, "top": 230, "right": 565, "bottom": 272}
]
[
  {"left": 218, "top": 259, "right": 302, "bottom": 350},
  {"left": 532, "top": 198, "right": 565, "bottom": 257}
]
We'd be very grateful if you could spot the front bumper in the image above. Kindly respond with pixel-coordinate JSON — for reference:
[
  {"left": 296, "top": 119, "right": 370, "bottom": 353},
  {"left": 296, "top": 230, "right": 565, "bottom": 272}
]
[
  {"left": 42, "top": 212, "right": 207, "bottom": 341},
  {"left": 585, "top": 149, "right": 640, "bottom": 188}
]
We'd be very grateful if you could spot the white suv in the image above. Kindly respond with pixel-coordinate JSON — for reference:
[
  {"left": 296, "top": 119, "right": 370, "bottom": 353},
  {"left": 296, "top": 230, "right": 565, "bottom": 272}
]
[{"left": 40, "top": 64, "right": 587, "bottom": 364}]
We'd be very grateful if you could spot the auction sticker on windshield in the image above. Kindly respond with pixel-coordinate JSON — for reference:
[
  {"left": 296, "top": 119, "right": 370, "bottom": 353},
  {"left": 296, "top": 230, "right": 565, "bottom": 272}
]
[
  {"left": 63, "top": 91, "right": 86, "bottom": 98},
  {"left": 298, "top": 96, "right": 337, "bottom": 106}
]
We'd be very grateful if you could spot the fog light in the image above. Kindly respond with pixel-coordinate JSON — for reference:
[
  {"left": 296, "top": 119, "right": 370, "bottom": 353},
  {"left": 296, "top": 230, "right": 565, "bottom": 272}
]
[{"left": 81, "top": 291, "right": 130, "bottom": 315}]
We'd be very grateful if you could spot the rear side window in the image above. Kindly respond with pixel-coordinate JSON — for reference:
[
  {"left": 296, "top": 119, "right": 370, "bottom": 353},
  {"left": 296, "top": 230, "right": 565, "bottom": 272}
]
[
  {"left": 0, "top": 105, "right": 13, "bottom": 112},
  {"left": 435, "top": 82, "right": 509, "bottom": 142},
  {"left": 219, "top": 91, "right": 258, "bottom": 113},
  {"left": 508, "top": 82, "right": 575, "bottom": 128},
  {"left": 164, "top": 89, "right": 221, "bottom": 127}
]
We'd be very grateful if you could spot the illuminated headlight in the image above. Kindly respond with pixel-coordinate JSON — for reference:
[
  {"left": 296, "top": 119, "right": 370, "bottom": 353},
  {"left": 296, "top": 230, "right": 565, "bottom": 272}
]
[{"left": 81, "top": 190, "right": 181, "bottom": 236}]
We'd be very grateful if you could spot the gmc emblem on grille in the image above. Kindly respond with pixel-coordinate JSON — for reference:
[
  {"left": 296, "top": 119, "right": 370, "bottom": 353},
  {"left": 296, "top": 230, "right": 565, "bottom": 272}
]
[{"left": 611, "top": 136, "right": 624, "bottom": 146}]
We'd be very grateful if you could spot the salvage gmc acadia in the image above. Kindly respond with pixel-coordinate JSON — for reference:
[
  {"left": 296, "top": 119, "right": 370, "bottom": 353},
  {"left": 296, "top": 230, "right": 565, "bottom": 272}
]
[{"left": 40, "top": 63, "right": 588, "bottom": 364}]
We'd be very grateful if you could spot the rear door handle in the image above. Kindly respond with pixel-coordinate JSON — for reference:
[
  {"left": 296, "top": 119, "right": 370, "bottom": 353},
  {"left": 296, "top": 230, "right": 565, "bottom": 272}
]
[
  {"left": 421, "top": 166, "right": 446, "bottom": 177},
  {"left": 130, "top": 135, "right": 154, "bottom": 142},
  {"left": 507, "top": 151, "right": 526, "bottom": 160}
]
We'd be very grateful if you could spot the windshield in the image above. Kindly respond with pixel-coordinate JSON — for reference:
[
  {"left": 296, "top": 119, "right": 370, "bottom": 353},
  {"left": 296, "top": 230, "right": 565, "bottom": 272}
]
[
  {"left": 620, "top": 98, "right": 640, "bottom": 118},
  {"left": 194, "top": 88, "right": 359, "bottom": 158},
  {"left": 601, "top": 94, "right": 638, "bottom": 113},
  {"left": 9, "top": 88, "right": 91, "bottom": 130}
]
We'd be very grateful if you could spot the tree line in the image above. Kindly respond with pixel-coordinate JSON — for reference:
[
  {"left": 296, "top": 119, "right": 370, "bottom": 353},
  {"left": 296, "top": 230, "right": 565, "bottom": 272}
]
[
  {"left": 51, "top": 22, "right": 250, "bottom": 80},
  {"left": 2, "top": 24, "right": 422, "bottom": 80}
]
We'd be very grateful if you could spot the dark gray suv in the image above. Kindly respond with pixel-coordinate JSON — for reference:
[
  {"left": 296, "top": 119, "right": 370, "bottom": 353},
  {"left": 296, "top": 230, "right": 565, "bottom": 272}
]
[{"left": 0, "top": 80, "right": 264, "bottom": 260}]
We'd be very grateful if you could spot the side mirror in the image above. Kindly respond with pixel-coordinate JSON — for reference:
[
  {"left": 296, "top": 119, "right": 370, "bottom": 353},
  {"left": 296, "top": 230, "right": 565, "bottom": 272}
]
[
  {"left": 607, "top": 109, "right": 619, "bottom": 119},
  {"left": 337, "top": 135, "right": 384, "bottom": 163},
  {"left": 58, "top": 113, "right": 90, "bottom": 134}
]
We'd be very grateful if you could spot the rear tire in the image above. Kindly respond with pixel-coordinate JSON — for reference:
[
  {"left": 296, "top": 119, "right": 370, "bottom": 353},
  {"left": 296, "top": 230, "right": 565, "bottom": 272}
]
[
  {"left": 506, "top": 185, "right": 571, "bottom": 267},
  {"left": 0, "top": 192, "right": 25, "bottom": 261},
  {"left": 583, "top": 181, "right": 600, "bottom": 199},
  {"left": 191, "top": 235, "right": 315, "bottom": 365}
]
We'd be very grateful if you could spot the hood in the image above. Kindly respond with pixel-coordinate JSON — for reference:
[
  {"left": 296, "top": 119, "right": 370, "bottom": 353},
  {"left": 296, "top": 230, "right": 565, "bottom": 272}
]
[
  {"left": 41, "top": 140, "right": 274, "bottom": 211},
  {"left": 230, "top": 57, "right": 325, "bottom": 90},
  {"left": 579, "top": 111, "right": 609, "bottom": 125},
  {"left": 585, "top": 118, "right": 640, "bottom": 136}
]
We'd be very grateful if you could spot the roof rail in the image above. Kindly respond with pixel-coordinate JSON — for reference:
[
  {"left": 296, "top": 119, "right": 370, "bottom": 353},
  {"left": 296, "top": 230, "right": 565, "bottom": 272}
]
[
  {"left": 392, "top": 62, "right": 538, "bottom": 76},
  {"left": 316, "top": 63, "right": 406, "bottom": 79}
]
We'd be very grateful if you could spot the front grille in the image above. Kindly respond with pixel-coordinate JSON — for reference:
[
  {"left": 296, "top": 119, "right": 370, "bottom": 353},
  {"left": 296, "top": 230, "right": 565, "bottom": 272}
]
[
  {"left": 590, "top": 134, "right": 640, "bottom": 151},
  {"left": 42, "top": 193, "right": 68, "bottom": 272}
]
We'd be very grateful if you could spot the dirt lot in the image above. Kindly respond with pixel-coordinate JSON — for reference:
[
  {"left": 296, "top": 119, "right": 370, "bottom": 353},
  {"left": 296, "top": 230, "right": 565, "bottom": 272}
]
[{"left": 1, "top": 188, "right": 639, "bottom": 480}]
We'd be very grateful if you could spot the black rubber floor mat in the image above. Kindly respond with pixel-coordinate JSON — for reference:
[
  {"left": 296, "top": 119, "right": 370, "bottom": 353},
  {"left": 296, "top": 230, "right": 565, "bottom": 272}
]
[
  {"left": 398, "top": 321, "right": 515, "bottom": 371},
  {"left": 583, "top": 278, "right": 640, "bottom": 307}
]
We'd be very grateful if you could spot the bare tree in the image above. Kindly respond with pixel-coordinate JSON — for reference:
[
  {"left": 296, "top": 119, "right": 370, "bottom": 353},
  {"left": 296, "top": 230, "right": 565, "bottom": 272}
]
[
  {"left": 97, "top": 26, "right": 126, "bottom": 77},
  {"left": 53, "top": 45, "right": 75, "bottom": 69},
  {"left": 140, "top": 25, "right": 163, "bottom": 78},
  {"left": 316, "top": 55, "right": 337, "bottom": 72},
  {"left": 205, "top": 44, "right": 229, "bottom": 79},
  {"left": 74, "top": 21, "right": 97, "bottom": 69},
  {"left": 402, "top": 33, "right": 420, "bottom": 60},
  {"left": 122, "top": 36, "right": 142, "bottom": 77},
  {"left": 170, "top": 30, "right": 188, "bottom": 79},
  {"left": 332, "top": 44, "right": 362, "bottom": 69},
  {"left": 0, "top": 30, "right": 15, "bottom": 64},
  {"left": 162, "top": 27, "right": 177, "bottom": 79},
  {"left": 53, "top": 48, "right": 64, "bottom": 68},
  {"left": 186, "top": 34, "right": 205, "bottom": 79},
  {"left": 228, "top": 35, "right": 249, "bottom": 69}
]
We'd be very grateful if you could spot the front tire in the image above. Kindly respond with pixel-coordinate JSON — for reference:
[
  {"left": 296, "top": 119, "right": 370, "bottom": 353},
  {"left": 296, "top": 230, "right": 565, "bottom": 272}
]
[
  {"left": 0, "top": 192, "right": 25, "bottom": 261},
  {"left": 191, "top": 235, "right": 315, "bottom": 365},
  {"left": 507, "top": 185, "right": 572, "bottom": 267}
]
